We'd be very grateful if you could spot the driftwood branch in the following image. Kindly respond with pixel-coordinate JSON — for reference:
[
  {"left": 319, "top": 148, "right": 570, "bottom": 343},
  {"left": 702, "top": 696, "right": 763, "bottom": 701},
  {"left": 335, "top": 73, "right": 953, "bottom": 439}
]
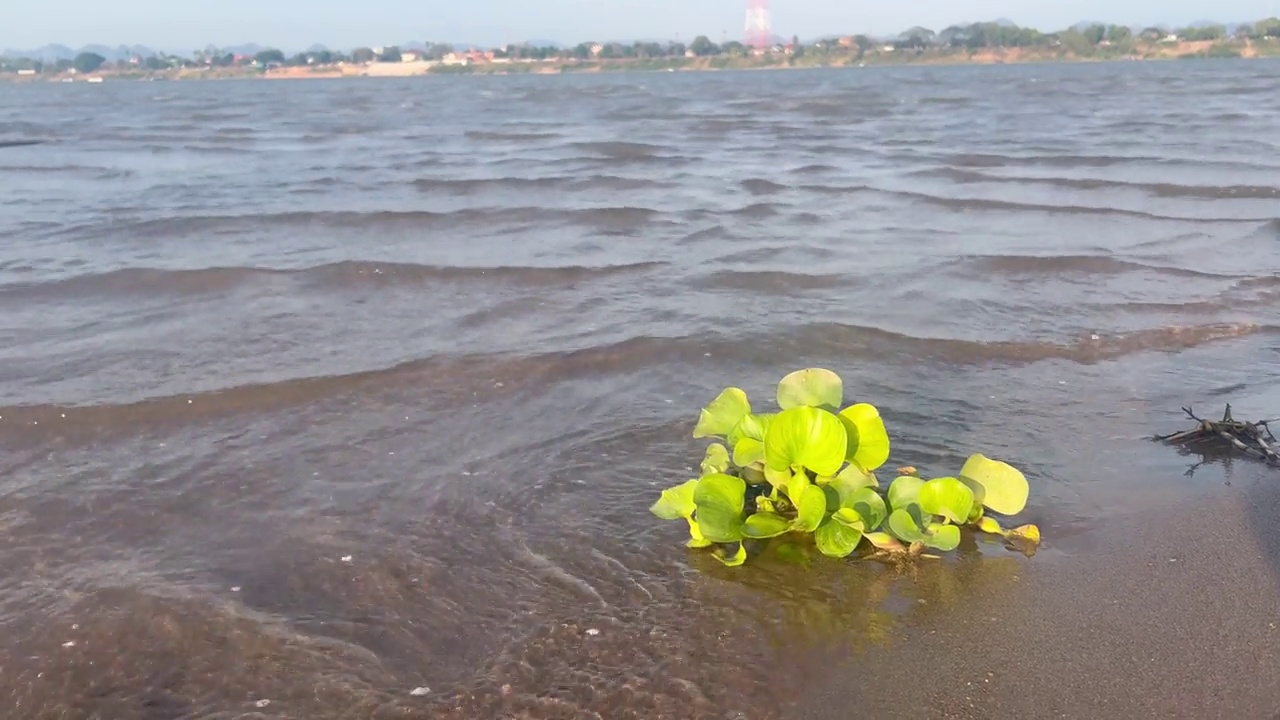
[{"left": 1155, "top": 404, "right": 1280, "bottom": 466}]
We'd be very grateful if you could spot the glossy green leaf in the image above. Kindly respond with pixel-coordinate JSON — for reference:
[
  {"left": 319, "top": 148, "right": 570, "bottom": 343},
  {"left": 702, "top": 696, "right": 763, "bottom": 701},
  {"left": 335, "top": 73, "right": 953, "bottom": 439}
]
[
  {"left": 919, "top": 477, "right": 975, "bottom": 525},
  {"left": 887, "top": 505, "right": 929, "bottom": 543},
  {"left": 777, "top": 368, "right": 843, "bottom": 411},
  {"left": 821, "top": 462, "right": 878, "bottom": 494},
  {"left": 814, "top": 517, "right": 863, "bottom": 558},
  {"left": 712, "top": 543, "right": 747, "bottom": 567},
  {"left": 887, "top": 475, "right": 925, "bottom": 511},
  {"left": 848, "top": 488, "right": 887, "bottom": 530},
  {"left": 977, "top": 516, "right": 1003, "bottom": 535},
  {"left": 838, "top": 403, "right": 891, "bottom": 471},
  {"left": 732, "top": 438, "right": 765, "bottom": 467},
  {"left": 692, "top": 388, "right": 751, "bottom": 439},
  {"left": 764, "top": 406, "right": 848, "bottom": 477},
  {"left": 967, "top": 503, "right": 985, "bottom": 524},
  {"left": 743, "top": 512, "right": 791, "bottom": 539},
  {"left": 833, "top": 507, "right": 864, "bottom": 529},
  {"left": 959, "top": 454, "right": 1029, "bottom": 516},
  {"left": 685, "top": 517, "right": 713, "bottom": 548},
  {"left": 924, "top": 523, "right": 961, "bottom": 552},
  {"left": 740, "top": 462, "right": 768, "bottom": 485},
  {"left": 793, "top": 484, "right": 827, "bottom": 532},
  {"left": 764, "top": 464, "right": 793, "bottom": 487},
  {"left": 865, "top": 532, "right": 904, "bottom": 551},
  {"left": 727, "top": 413, "right": 774, "bottom": 447},
  {"left": 650, "top": 479, "right": 698, "bottom": 520},
  {"left": 693, "top": 474, "right": 746, "bottom": 543},
  {"left": 783, "top": 471, "right": 810, "bottom": 506},
  {"left": 700, "top": 443, "right": 730, "bottom": 475}
]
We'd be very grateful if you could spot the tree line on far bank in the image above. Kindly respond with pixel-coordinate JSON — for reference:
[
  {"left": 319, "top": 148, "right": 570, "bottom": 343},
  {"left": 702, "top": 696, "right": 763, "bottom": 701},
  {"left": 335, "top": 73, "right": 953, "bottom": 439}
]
[{"left": 2, "top": 17, "right": 1278, "bottom": 74}]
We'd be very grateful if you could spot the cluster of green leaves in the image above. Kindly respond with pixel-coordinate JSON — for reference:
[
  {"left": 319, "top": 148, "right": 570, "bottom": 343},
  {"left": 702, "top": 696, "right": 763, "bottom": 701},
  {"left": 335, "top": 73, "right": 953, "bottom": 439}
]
[{"left": 650, "top": 369, "right": 1040, "bottom": 567}]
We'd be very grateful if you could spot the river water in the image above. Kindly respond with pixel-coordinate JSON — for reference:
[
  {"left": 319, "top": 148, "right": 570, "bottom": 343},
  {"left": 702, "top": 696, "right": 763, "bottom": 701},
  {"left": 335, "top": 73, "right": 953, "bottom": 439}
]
[{"left": 2, "top": 60, "right": 1279, "bottom": 718}]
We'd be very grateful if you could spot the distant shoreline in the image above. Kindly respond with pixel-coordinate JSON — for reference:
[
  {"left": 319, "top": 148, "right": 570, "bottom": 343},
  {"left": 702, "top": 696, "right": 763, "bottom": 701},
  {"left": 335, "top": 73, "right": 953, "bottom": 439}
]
[{"left": 4, "top": 38, "right": 1278, "bottom": 82}]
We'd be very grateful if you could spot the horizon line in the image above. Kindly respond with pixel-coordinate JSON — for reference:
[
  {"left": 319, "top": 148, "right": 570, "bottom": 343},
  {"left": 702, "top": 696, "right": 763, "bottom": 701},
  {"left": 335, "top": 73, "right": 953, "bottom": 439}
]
[{"left": 4, "top": 15, "right": 1278, "bottom": 57}]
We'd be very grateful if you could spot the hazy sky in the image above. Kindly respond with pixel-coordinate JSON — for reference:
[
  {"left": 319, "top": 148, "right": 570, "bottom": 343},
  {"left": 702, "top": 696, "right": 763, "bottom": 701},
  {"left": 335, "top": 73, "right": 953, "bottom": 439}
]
[{"left": 6, "top": 0, "right": 1277, "bottom": 51}]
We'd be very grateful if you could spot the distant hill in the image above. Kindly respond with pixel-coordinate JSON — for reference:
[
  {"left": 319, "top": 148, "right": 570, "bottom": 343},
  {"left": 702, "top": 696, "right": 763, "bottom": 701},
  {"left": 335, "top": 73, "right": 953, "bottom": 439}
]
[{"left": 0, "top": 43, "right": 159, "bottom": 61}]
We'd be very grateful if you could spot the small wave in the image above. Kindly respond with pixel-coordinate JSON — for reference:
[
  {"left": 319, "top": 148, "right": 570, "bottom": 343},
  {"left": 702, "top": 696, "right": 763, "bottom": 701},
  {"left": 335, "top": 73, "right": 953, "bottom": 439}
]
[
  {"left": 1251, "top": 218, "right": 1280, "bottom": 240},
  {"left": 949, "top": 254, "right": 1238, "bottom": 280},
  {"left": 949, "top": 152, "right": 1139, "bottom": 169},
  {"left": 731, "top": 202, "right": 783, "bottom": 219},
  {"left": 413, "top": 176, "right": 571, "bottom": 195},
  {"left": 929, "top": 168, "right": 1280, "bottom": 200},
  {"left": 694, "top": 270, "right": 848, "bottom": 294},
  {"left": 465, "top": 130, "right": 561, "bottom": 142},
  {"left": 790, "top": 164, "right": 837, "bottom": 175},
  {"left": 3, "top": 322, "right": 1267, "bottom": 446},
  {"left": 677, "top": 225, "right": 731, "bottom": 245},
  {"left": 54, "top": 206, "right": 669, "bottom": 241},
  {"left": 412, "top": 175, "right": 669, "bottom": 196},
  {"left": 741, "top": 179, "right": 787, "bottom": 196},
  {"left": 0, "top": 261, "right": 667, "bottom": 302},
  {"left": 879, "top": 189, "right": 1268, "bottom": 223},
  {"left": 568, "top": 141, "right": 674, "bottom": 160},
  {"left": 782, "top": 321, "right": 1272, "bottom": 367}
]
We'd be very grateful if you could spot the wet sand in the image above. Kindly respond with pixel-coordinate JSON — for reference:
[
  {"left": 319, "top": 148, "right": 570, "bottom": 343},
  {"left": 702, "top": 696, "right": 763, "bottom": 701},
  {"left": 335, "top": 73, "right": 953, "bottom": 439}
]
[{"left": 804, "top": 467, "right": 1280, "bottom": 718}]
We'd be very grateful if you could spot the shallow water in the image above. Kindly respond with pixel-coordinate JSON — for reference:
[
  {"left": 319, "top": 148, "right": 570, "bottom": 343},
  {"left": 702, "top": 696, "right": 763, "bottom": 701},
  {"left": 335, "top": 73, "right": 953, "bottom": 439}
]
[{"left": 2, "top": 60, "right": 1280, "bottom": 718}]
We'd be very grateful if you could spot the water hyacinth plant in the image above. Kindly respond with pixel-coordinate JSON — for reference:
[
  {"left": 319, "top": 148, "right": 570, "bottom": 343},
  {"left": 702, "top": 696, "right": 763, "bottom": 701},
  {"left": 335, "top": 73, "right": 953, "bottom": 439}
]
[{"left": 650, "top": 369, "right": 1041, "bottom": 567}]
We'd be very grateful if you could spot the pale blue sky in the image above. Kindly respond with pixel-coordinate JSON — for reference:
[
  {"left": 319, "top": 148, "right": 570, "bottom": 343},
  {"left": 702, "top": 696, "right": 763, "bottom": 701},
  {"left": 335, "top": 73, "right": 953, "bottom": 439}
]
[{"left": 6, "top": 0, "right": 1277, "bottom": 51}]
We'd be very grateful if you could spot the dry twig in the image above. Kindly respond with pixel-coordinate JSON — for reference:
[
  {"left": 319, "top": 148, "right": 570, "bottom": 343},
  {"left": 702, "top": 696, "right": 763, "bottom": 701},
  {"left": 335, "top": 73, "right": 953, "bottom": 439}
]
[{"left": 1155, "top": 403, "right": 1280, "bottom": 466}]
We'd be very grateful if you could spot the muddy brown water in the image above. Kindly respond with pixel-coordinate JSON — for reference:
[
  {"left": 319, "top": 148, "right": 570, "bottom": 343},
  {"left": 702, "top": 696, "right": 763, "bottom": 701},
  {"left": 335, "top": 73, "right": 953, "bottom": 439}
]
[{"left": 2, "top": 60, "right": 1280, "bottom": 719}]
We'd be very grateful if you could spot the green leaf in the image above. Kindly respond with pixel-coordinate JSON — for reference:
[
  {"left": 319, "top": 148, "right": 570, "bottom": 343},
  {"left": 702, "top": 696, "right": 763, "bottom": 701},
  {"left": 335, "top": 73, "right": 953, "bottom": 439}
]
[
  {"left": 822, "top": 462, "right": 878, "bottom": 494},
  {"left": 700, "top": 443, "right": 730, "bottom": 475},
  {"left": 727, "top": 413, "right": 774, "bottom": 447},
  {"left": 887, "top": 475, "right": 925, "bottom": 511},
  {"left": 833, "top": 507, "right": 864, "bottom": 529},
  {"left": 693, "top": 474, "right": 746, "bottom": 543},
  {"left": 692, "top": 388, "right": 751, "bottom": 439},
  {"left": 887, "top": 506, "right": 928, "bottom": 543},
  {"left": 976, "top": 516, "right": 1004, "bottom": 535},
  {"left": 959, "top": 454, "right": 1029, "bottom": 516},
  {"left": 783, "top": 471, "right": 810, "bottom": 506},
  {"left": 919, "top": 477, "right": 975, "bottom": 525},
  {"left": 848, "top": 487, "right": 887, "bottom": 531},
  {"left": 743, "top": 512, "right": 791, "bottom": 539},
  {"left": 865, "top": 531, "right": 904, "bottom": 551},
  {"left": 764, "top": 464, "right": 793, "bottom": 487},
  {"left": 967, "top": 503, "right": 984, "bottom": 524},
  {"left": 814, "top": 517, "right": 863, "bottom": 558},
  {"left": 764, "top": 406, "right": 848, "bottom": 477},
  {"left": 793, "top": 484, "right": 827, "bottom": 533},
  {"left": 924, "top": 523, "right": 961, "bottom": 552},
  {"left": 650, "top": 479, "right": 698, "bottom": 520},
  {"left": 685, "top": 517, "right": 713, "bottom": 548},
  {"left": 838, "top": 403, "right": 891, "bottom": 471},
  {"left": 740, "top": 462, "right": 768, "bottom": 485},
  {"left": 732, "top": 438, "right": 765, "bottom": 467},
  {"left": 712, "top": 543, "right": 747, "bottom": 567},
  {"left": 777, "top": 368, "right": 844, "bottom": 410}
]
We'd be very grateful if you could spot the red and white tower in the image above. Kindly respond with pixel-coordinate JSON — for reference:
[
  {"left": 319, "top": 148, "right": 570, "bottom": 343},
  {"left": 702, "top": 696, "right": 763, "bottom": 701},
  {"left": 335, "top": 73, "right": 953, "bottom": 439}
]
[{"left": 745, "top": 0, "right": 772, "bottom": 50}]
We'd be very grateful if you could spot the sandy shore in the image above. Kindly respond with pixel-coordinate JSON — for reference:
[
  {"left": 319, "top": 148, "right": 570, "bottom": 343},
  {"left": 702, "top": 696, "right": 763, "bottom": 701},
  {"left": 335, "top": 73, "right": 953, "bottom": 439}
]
[{"left": 802, "top": 466, "right": 1280, "bottom": 718}]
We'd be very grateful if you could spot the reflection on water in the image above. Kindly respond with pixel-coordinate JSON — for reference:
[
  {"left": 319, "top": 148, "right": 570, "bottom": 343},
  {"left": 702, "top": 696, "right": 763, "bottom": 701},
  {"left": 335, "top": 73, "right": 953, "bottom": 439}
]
[{"left": 1, "top": 59, "right": 1280, "bottom": 717}]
